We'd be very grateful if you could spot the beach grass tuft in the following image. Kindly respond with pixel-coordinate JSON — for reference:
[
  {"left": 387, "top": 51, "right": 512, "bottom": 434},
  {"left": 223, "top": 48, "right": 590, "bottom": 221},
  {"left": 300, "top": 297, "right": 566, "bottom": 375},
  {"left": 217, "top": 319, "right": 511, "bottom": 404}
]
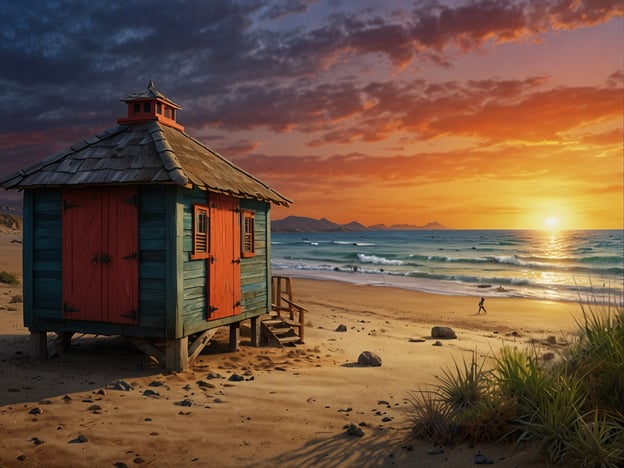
[
  {"left": 0, "top": 270, "right": 19, "bottom": 285},
  {"left": 408, "top": 290, "right": 624, "bottom": 466}
]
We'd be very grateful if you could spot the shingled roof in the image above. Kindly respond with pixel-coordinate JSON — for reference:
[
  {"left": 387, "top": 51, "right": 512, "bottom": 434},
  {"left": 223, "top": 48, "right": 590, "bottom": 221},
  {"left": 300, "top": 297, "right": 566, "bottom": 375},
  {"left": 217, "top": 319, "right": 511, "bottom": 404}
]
[{"left": 0, "top": 99, "right": 290, "bottom": 206}]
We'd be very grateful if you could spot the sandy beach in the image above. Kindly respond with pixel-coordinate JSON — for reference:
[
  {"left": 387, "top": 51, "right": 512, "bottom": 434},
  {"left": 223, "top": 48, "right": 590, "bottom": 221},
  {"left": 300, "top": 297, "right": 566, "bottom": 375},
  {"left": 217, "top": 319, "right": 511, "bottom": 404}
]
[{"left": 0, "top": 230, "right": 583, "bottom": 467}]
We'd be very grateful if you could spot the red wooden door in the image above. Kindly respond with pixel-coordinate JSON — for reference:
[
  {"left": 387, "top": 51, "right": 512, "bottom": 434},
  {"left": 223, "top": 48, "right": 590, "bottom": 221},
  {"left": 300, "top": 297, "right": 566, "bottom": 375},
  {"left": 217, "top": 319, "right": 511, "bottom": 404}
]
[
  {"left": 62, "top": 187, "right": 138, "bottom": 325},
  {"left": 208, "top": 194, "right": 241, "bottom": 320}
]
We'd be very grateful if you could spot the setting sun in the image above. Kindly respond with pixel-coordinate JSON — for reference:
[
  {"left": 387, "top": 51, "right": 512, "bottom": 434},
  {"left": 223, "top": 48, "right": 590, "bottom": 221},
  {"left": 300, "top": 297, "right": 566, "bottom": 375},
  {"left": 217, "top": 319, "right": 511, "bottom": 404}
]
[{"left": 545, "top": 217, "right": 559, "bottom": 229}]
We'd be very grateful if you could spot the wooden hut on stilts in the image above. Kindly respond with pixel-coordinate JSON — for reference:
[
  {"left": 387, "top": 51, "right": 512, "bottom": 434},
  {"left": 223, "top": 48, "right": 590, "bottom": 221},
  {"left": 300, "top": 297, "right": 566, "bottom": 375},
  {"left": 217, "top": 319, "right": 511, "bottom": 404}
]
[{"left": 0, "top": 81, "right": 293, "bottom": 370}]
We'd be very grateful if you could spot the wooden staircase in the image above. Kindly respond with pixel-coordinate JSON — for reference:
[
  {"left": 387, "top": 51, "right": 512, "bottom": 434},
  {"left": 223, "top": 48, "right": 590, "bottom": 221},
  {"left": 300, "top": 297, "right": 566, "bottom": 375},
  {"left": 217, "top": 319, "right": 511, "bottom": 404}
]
[{"left": 262, "top": 276, "right": 307, "bottom": 347}]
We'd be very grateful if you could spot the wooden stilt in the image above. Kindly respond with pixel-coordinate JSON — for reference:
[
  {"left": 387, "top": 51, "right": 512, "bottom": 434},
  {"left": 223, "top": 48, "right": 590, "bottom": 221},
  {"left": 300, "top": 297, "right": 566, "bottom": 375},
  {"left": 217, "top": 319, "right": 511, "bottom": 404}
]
[
  {"left": 229, "top": 322, "right": 240, "bottom": 352},
  {"left": 165, "top": 337, "right": 189, "bottom": 371},
  {"left": 29, "top": 331, "right": 47, "bottom": 360},
  {"left": 250, "top": 316, "right": 261, "bottom": 347}
]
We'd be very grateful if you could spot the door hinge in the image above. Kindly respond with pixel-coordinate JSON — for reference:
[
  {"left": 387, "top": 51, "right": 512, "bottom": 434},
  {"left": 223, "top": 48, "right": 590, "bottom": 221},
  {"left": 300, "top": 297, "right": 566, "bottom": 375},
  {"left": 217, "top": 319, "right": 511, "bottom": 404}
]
[
  {"left": 123, "top": 195, "right": 137, "bottom": 206},
  {"left": 234, "top": 301, "right": 241, "bottom": 308},
  {"left": 208, "top": 306, "right": 218, "bottom": 318},
  {"left": 64, "top": 303, "right": 80, "bottom": 313},
  {"left": 63, "top": 200, "right": 84, "bottom": 211},
  {"left": 121, "top": 309, "right": 138, "bottom": 320},
  {"left": 123, "top": 252, "right": 138, "bottom": 260},
  {"left": 232, "top": 258, "right": 241, "bottom": 264}
]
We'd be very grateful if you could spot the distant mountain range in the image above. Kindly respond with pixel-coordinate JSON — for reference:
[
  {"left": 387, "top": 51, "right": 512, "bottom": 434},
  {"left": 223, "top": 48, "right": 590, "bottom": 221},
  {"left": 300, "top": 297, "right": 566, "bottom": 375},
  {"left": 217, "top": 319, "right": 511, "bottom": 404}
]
[{"left": 272, "top": 216, "right": 450, "bottom": 232}]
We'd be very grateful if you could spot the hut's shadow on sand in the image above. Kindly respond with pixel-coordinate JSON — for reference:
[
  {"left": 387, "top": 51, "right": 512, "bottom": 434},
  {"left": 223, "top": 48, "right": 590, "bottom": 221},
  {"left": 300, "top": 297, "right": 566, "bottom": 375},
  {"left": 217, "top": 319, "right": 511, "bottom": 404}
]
[{"left": 0, "top": 330, "right": 239, "bottom": 407}]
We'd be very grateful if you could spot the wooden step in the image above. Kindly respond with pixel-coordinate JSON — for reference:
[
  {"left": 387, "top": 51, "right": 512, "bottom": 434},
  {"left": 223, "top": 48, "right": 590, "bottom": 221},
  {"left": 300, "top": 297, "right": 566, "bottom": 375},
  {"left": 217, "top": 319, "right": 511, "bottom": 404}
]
[
  {"left": 277, "top": 335, "right": 301, "bottom": 344},
  {"left": 262, "top": 319, "right": 284, "bottom": 326}
]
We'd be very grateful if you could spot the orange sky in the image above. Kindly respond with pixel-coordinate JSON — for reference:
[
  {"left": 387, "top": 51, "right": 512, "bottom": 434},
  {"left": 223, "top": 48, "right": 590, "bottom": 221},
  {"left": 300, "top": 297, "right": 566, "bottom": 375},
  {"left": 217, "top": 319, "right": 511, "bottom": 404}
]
[{"left": 1, "top": 1, "right": 622, "bottom": 229}]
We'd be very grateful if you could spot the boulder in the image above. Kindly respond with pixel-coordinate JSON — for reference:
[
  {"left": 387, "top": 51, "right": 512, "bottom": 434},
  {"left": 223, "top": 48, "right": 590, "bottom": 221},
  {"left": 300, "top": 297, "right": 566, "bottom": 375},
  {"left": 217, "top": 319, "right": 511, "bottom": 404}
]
[
  {"left": 431, "top": 326, "right": 457, "bottom": 339},
  {"left": 357, "top": 351, "right": 382, "bottom": 367}
]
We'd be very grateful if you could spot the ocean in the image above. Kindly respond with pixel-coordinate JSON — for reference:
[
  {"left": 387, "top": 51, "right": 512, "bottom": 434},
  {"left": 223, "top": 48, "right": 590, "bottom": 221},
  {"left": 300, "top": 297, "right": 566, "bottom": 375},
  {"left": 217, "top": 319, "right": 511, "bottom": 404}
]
[{"left": 271, "top": 230, "right": 624, "bottom": 304}]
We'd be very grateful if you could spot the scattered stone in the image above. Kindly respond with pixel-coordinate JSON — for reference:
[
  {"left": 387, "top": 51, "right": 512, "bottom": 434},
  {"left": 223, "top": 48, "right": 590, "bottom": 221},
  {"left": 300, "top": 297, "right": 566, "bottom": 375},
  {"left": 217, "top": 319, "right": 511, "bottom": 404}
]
[
  {"left": 17, "top": 454, "right": 27, "bottom": 461},
  {"left": 87, "top": 404, "right": 102, "bottom": 412},
  {"left": 10, "top": 295, "right": 23, "bottom": 303},
  {"left": 228, "top": 374, "right": 244, "bottom": 382},
  {"left": 477, "top": 284, "right": 492, "bottom": 289},
  {"left": 377, "top": 400, "right": 389, "bottom": 405},
  {"left": 197, "top": 380, "right": 215, "bottom": 389},
  {"left": 182, "top": 384, "right": 192, "bottom": 391},
  {"left": 358, "top": 422, "right": 368, "bottom": 427},
  {"left": 62, "top": 395, "right": 72, "bottom": 403},
  {"left": 28, "top": 407, "right": 43, "bottom": 415},
  {"left": 357, "top": 351, "right": 382, "bottom": 367},
  {"left": 206, "top": 372, "right": 222, "bottom": 379},
  {"left": 428, "top": 447, "right": 444, "bottom": 455},
  {"left": 336, "top": 324, "right": 347, "bottom": 332},
  {"left": 113, "top": 463, "right": 129, "bottom": 468},
  {"left": 148, "top": 380, "right": 166, "bottom": 387},
  {"left": 111, "top": 380, "right": 133, "bottom": 391},
  {"left": 144, "top": 417, "right": 152, "bottom": 422},
  {"left": 473, "top": 453, "right": 494, "bottom": 464},
  {"left": 68, "top": 434, "right": 88, "bottom": 444},
  {"left": 543, "top": 352, "right": 556, "bottom": 361},
  {"left": 546, "top": 335, "right": 557, "bottom": 345},
  {"left": 337, "top": 407, "right": 353, "bottom": 413},
  {"left": 381, "top": 416, "right": 392, "bottom": 422},
  {"left": 510, "top": 331, "right": 520, "bottom": 337},
  {"left": 95, "top": 389, "right": 106, "bottom": 395},
  {"left": 431, "top": 326, "right": 457, "bottom": 339},
  {"left": 38, "top": 399, "right": 53, "bottom": 405},
  {"left": 143, "top": 389, "right": 160, "bottom": 398},
  {"left": 409, "top": 338, "right": 426, "bottom": 343},
  {"left": 274, "top": 366, "right": 287, "bottom": 372},
  {"left": 133, "top": 456, "right": 145, "bottom": 464},
  {"left": 175, "top": 399, "right": 193, "bottom": 407},
  {"left": 213, "top": 398, "right": 223, "bottom": 403},
  {"left": 345, "top": 423, "right": 365, "bottom": 437},
  {"left": 432, "top": 341, "right": 443, "bottom": 347},
  {"left": 30, "top": 437, "right": 44, "bottom": 445}
]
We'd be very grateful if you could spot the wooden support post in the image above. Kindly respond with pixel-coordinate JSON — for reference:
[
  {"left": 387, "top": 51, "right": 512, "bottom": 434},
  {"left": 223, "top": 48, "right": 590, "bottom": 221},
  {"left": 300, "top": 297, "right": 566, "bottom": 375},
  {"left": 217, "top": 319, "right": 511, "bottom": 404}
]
[
  {"left": 250, "top": 316, "right": 261, "bottom": 347},
  {"left": 29, "top": 331, "right": 47, "bottom": 360},
  {"left": 165, "top": 337, "right": 189, "bottom": 371},
  {"left": 229, "top": 322, "right": 240, "bottom": 352}
]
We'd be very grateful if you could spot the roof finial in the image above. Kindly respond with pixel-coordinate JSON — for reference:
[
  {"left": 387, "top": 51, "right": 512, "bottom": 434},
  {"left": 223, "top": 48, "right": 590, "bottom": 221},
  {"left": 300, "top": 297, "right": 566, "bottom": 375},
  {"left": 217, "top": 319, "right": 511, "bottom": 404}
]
[{"left": 148, "top": 80, "right": 156, "bottom": 90}]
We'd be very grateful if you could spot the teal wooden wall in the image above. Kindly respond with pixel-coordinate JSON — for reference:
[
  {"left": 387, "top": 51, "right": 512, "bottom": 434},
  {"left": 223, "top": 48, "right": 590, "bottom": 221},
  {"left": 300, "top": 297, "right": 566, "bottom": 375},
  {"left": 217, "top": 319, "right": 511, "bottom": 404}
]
[
  {"left": 240, "top": 198, "right": 270, "bottom": 315},
  {"left": 25, "top": 189, "right": 63, "bottom": 327}
]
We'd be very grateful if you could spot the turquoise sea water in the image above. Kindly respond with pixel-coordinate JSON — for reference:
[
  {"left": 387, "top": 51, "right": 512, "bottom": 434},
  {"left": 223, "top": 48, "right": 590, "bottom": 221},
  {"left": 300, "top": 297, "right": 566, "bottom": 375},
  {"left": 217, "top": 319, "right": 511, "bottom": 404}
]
[{"left": 271, "top": 230, "right": 624, "bottom": 304}]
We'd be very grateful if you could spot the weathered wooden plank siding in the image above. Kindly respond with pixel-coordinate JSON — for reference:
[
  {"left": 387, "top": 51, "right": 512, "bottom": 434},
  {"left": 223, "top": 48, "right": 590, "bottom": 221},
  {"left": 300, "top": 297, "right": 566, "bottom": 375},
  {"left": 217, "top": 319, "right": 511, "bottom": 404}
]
[
  {"left": 31, "top": 189, "right": 62, "bottom": 322},
  {"left": 240, "top": 199, "right": 270, "bottom": 315},
  {"left": 181, "top": 188, "right": 207, "bottom": 324},
  {"left": 138, "top": 186, "right": 168, "bottom": 329}
]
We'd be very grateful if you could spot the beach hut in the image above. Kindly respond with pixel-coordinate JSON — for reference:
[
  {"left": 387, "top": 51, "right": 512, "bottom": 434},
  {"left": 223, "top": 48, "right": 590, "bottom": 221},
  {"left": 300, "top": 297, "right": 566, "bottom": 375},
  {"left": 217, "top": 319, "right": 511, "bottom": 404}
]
[{"left": 0, "top": 81, "right": 291, "bottom": 370}]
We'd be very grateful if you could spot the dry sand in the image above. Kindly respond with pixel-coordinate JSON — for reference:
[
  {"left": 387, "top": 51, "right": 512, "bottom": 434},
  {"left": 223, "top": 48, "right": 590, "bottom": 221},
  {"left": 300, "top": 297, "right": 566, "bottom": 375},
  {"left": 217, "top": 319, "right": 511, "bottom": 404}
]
[{"left": 0, "top": 230, "right": 582, "bottom": 467}]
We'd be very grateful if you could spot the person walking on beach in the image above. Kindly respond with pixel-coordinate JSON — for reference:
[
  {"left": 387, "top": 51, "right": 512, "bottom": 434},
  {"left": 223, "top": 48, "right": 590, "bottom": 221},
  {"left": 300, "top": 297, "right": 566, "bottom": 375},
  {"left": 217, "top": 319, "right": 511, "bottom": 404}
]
[{"left": 478, "top": 297, "right": 487, "bottom": 315}]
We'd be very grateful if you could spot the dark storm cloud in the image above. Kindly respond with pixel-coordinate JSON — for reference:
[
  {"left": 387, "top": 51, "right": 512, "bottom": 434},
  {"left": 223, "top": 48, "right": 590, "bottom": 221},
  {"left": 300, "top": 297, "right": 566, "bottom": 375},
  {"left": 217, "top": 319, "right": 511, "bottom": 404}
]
[{"left": 0, "top": 0, "right": 621, "bottom": 173}]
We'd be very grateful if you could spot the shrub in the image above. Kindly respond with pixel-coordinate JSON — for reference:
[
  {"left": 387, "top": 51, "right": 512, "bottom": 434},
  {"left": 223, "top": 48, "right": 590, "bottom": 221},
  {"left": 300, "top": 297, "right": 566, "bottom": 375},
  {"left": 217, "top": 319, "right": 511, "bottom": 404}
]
[
  {"left": 408, "top": 289, "right": 624, "bottom": 466},
  {"left": 0, "top": 270, "right": 19, "bottom": 285},
  {"left": 407, "top": 389, "right": 457, "bottom": 445},
  {"left": 437, "top": 350, "right": 488, "bottom": 412}
]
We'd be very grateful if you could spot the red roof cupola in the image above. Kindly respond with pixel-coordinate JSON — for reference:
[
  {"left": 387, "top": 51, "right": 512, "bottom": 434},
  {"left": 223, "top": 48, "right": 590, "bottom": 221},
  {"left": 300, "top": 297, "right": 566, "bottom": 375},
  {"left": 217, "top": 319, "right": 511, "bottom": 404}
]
[{"left": 118, "top": 80, "right": 184, "bottom": 131}]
